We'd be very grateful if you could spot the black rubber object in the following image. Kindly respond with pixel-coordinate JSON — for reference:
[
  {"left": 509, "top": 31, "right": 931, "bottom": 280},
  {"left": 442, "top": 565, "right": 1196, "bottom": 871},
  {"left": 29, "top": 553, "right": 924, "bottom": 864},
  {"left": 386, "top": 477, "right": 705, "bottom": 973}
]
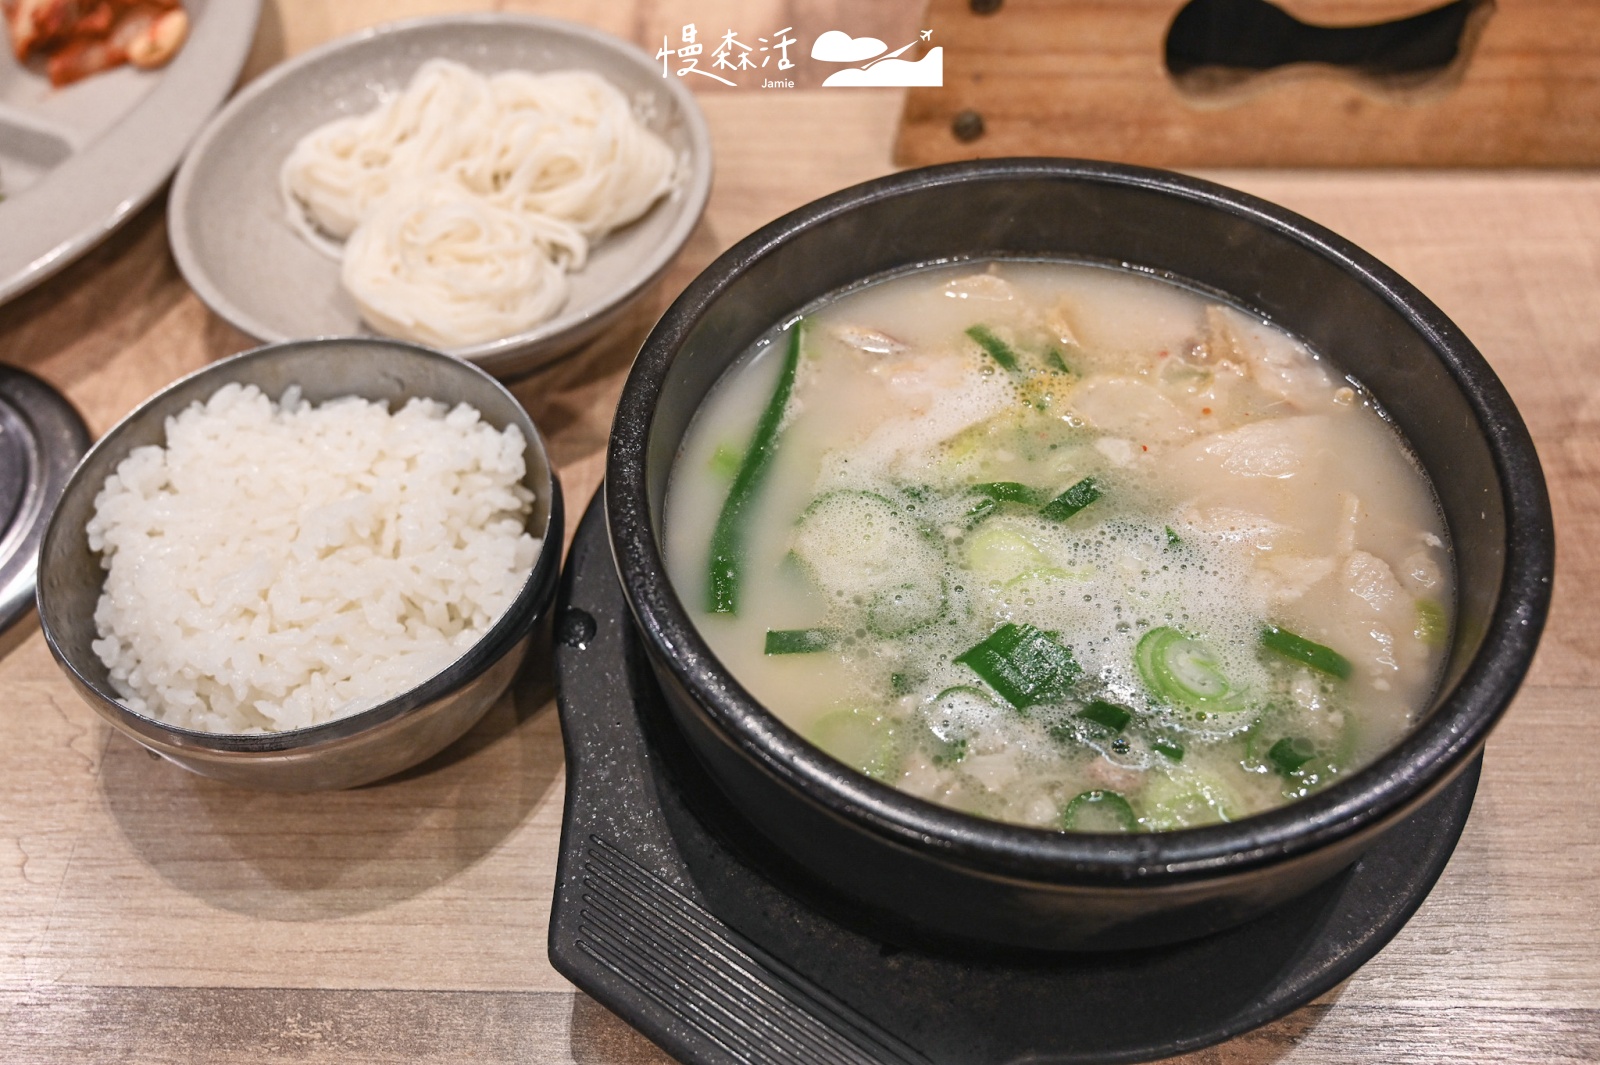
[{"left": 550, "top": 491, "right": 1481, "bottom": 1065}]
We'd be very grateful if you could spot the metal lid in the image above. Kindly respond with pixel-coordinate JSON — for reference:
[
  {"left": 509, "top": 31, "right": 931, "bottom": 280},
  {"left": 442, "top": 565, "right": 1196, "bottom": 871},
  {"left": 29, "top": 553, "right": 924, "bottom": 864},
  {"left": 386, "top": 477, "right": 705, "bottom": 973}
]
[{"left": 0, "top": 366, "right": 89, "bottom": 634}]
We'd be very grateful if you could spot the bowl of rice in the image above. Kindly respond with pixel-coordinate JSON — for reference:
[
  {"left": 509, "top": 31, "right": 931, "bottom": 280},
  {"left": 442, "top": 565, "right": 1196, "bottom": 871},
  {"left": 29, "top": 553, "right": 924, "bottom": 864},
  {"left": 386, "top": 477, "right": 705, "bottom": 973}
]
[{"left": 36, "top": 337, "right": 564, "bottom": 790}]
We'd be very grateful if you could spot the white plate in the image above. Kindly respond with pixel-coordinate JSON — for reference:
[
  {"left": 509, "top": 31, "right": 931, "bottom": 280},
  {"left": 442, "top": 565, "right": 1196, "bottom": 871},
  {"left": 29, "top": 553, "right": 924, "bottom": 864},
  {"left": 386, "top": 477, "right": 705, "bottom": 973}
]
[
  {"left": 167, "top": 14, "right": 714, "bottom": 379},
  {"left": 0, "top": 0, "right": 261, "bottom": 304}
]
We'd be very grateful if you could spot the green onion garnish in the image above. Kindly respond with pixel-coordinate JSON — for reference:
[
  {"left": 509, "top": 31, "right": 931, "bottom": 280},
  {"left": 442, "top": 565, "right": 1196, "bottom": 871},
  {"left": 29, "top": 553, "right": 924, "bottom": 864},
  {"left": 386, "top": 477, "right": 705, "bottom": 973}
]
[
  {"left": 1268, "top": 736, "right": 1316, "bottom": 775},
  {"left": 1061, "top": 789, "right": 1139, "bottom": 832},
  {"left": 965, "top": 324, "right": 1019, "bottom": 371},
  {"left": 1260, "top": 624, "right": 1353, "bottom": 679},
  {"left": 764, "top": 628, "right": 834, "bottom": 655},
  {"left": 963, "top": 497, "right": 998, "bottom": 527},
  {"left": 1415, "top": 599, "right": 1448, "bottom": 647},
  {"left": 1077, "top": 699, "right": 1133, "bottom": 733},
  {"left": 708, "top": 442, "right": 743, "bottom": 478},
  {"left": 971, "top": 481, "right": 1047, "bottom": 505},
  {"left": 1151, "top": 737, "right": 1185, "bottom": 761},
  {"left": 954, "top": 622, "right": 1081, "bottom": 711},
  {"left": 1135, "top": 626, "right": 1248, "bottom": 718},
  {"left": 1040, "top": 477, "right": 1102, "bottom": 521},
  {"left": 707, "top": 320, "right": 803, "bottom": 614}
]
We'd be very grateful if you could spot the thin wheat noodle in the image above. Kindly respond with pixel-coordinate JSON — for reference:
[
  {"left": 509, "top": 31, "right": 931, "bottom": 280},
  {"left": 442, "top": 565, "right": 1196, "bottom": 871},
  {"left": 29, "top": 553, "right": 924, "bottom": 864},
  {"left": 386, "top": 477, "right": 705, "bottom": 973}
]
[{"left": 280, "top": 59, "right": 677, "bottom": 348}]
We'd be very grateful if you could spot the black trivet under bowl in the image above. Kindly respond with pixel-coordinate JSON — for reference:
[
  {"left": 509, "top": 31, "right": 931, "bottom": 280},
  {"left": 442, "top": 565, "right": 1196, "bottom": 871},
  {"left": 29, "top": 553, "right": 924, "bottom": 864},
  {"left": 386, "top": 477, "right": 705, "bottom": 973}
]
[{"left": 549, "top": 491, "right": 1479, "bottom": 1065}]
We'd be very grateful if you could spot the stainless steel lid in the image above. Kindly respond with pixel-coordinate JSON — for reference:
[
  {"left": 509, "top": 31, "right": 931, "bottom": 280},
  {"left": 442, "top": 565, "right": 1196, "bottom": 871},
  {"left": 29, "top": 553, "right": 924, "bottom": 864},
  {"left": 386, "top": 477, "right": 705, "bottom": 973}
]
[{"left": 0, "top": 366, "right": 89, "bottom": 633}]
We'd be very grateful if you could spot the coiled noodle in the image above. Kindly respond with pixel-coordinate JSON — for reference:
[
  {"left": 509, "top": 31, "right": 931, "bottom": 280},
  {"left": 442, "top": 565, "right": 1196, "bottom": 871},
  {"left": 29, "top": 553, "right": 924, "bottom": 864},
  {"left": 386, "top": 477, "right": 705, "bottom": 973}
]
[{"left": 281, "top": 59, "right": 677, "bottom": 348}]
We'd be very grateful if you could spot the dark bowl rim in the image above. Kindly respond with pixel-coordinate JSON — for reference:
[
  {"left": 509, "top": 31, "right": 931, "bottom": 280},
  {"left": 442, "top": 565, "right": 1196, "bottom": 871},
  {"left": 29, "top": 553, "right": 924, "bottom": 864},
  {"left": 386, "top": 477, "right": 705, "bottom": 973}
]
[
  {"left": 37, "top": 336, "right": 563, "bottom": 756},
  {"left": 606, "top": 157, "right": 1555, "bottom": 884}
]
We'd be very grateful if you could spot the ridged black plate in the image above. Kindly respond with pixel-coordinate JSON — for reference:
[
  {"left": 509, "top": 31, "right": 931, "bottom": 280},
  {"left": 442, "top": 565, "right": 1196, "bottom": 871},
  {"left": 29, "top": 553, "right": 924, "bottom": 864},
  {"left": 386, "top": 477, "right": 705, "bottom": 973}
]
[{"left": 549, "top": 491, "right": 1479, "bottom": 1065}]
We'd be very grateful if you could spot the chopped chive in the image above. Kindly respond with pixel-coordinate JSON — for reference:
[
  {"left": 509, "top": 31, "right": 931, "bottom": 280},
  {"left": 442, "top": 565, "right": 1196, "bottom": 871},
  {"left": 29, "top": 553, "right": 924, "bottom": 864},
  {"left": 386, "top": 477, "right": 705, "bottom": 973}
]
[
  {"left": 707, "top": 321, "right": 804, "bottom": 614},
  {"left": 1165, "top": 526, "right": 1181, "bottom": 547},
  {"left": 1151, "top": 737, "right": 1185, "bottom": 762},
  {"left": 965, "top": 324, "right": 1019, "bottom": 372},
  {"left": 1267, "top": 736, "right": 1316, "bottom": 775},
  {"left": 1061, "top": 789, "right": 1139, "bottom": 832},
  {"left": 1044, "top": 347, "right": 1070, "bottom": 373},
  {"left": 971, "top": 481, "right": 1047, "bottom": 505},
  {"left": 764, "top": 628, "right": 834, "bottom": 655},
  {"left": 1260, "top": 624, "right": 1353, "bottom": 679},
  {"left": 1040, "top": 477, "right": 1102, "bottom": 522},
  {"left": 954, "top": 622, "right": 1081, "bottom": 711},
  {"left": 1077, "top": 698, "right": 1133, "bottom": 733}
]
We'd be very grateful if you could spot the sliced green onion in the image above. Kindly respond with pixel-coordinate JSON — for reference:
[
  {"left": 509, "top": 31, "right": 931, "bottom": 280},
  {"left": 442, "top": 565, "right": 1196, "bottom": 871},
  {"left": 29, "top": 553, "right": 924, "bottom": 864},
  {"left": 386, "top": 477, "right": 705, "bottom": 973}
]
[
  {"left": 708, "top": 442, "right": 743, "bottom": 478},
  {"left": 1061, "top": 790, "right": 1139, "bottom": 832},
  {"left": 1415, "top": 599, "right": 1448, "bottom": 647},
  {"left": 954, "top": 622, "right": 1081, "bottom": 711},
  {"left": 1077, "top": 699, "right": 1133, "bottom": 733},
  {"left": 963, "top": 497, "right": 998, "bottom": 527},
  {"left": 971, "top": 481, "right": 1047, "bottom": 505},
  {"left": 1164, "top": 525, "right": 1181, "bottom": 547},
  {"left": 1040, "top": 477, "right": 1102, "bottom": 521},
  {"left": 1044, "top": 347, "right": 1070, "bottom": 373},
  {"left": 764, "top": 628, "right": 834, "bottom": 655},
  {"left": 1267, "top": 736, "right": 1316, "bottom": 775},
  {"left": 810, "top": 707, "right": 901, "bottom": 780},
  {"left": 925, "top": 686, "right": 994, "bottom": 765},
  {"left": 965, "top": 324, "right": 1019, "bottom": 372},
  {"left": 1135, "top": 626, "right": 1247, "bottom": 719},
  {"left": 707, "top": 320, "right": 803, "bottom": 614},
  {"left": 1140, "top": 772, "right": 1237, "bottom": 829},
  {"left": 1151, "top": 736, "right": 1185, "bottom": 762},
  {"left": 1260, "top": 624, "right": 1353, "bottom": 680}
]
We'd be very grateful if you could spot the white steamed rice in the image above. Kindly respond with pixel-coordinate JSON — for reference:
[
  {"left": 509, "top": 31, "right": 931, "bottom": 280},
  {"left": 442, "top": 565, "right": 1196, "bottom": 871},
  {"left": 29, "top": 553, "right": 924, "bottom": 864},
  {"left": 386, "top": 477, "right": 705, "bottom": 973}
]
[{"left": 86, "top": 383, "right": 542, "bottom": 734}]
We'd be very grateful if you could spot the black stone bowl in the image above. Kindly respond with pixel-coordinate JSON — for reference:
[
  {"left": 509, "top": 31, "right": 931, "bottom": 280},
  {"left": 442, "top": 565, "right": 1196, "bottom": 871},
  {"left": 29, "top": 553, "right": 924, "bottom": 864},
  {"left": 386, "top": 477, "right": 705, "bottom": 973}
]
[{"left": 604, "top": 159, "right": 1553, "bottom": 952}]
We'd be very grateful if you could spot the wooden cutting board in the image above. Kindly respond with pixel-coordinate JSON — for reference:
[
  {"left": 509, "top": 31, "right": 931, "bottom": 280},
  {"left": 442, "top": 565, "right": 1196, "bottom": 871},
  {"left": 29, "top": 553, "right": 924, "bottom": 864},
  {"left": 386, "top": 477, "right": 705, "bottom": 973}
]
[{"left": 896, "top": 0, "right": 1600, "bottom": 167}]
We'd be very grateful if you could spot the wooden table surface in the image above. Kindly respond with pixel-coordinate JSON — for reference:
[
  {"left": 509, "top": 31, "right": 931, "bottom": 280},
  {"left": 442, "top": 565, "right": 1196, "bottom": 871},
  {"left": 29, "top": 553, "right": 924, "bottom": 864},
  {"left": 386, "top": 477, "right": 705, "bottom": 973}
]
[{"left": 2, "top": 2, "right": 1598, "bottom": 1062}]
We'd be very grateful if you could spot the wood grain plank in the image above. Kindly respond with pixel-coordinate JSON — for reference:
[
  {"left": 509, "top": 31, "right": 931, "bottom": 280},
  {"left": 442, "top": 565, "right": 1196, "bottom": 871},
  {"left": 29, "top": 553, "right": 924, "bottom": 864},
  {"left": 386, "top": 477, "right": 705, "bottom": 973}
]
[
  {"left": 3, "top": 987, "right": 1599, "bottom": 1064},
  {"left": 0, "top": 988, "right": 673, "bottom": 1064},
  {"left": 897, "top": 0, "right": 1600, "bottom": 167},
  {"left": 2, "top": 2, "right": 1598, "bottom": 1063}
]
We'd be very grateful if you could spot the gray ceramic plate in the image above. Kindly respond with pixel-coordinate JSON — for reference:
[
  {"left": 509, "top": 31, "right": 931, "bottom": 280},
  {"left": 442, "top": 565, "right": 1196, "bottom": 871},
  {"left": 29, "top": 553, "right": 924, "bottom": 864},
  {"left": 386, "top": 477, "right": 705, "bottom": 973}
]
[
  {"left": 0, "top": 0, "right": 261, "bottom": 305},
  {"left": 167, "top": 14, "right": 714, "bottom": 379}
]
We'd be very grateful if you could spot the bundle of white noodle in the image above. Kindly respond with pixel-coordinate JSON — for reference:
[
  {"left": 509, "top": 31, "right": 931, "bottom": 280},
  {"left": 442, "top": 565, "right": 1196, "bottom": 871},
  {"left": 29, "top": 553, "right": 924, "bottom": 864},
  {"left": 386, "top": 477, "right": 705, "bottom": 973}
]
[{"left": 280, "top": 59, "right": 677, "bottom": 348}]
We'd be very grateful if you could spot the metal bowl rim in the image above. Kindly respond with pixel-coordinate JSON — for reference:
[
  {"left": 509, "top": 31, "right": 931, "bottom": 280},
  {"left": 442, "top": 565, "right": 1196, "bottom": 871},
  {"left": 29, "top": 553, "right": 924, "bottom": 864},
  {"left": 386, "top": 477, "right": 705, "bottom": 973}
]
[{"left": 38, "top": 336, "right": 561, "bottom": 756}]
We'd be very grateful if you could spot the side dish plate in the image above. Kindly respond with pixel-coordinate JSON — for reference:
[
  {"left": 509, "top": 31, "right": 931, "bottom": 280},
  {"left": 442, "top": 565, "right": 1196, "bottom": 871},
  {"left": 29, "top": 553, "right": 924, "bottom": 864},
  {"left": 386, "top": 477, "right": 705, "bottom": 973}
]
[
  {"left": 0, "top": 0, "right": 262, "bottom": 305},
  {"left": 166, "top": 14, "right": 714, "bottom": 379}
]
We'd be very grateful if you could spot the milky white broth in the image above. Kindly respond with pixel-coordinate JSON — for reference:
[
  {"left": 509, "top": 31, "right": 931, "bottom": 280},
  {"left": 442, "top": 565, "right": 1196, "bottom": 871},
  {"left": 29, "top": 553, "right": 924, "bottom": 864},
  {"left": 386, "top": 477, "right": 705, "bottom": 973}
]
[{"left": 663, "top": 261, "right": 1452, "bottom": 832}]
